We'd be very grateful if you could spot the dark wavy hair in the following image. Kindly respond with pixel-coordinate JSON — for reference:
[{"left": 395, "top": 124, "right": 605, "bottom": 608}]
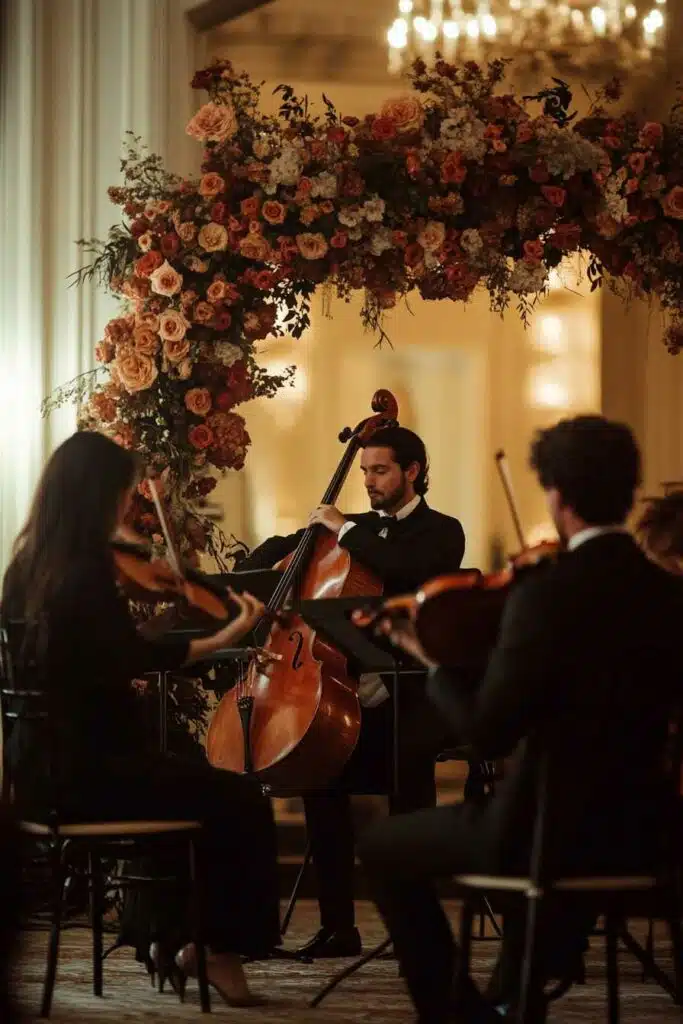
[
  {"left": 529, "top": 415, "right": 641, "bottom": 525},
  {"left": 2, "top": 432, "right": 141, "bottom": 625},
  {"left": 362, "top": 426, "right": 430, "bottom": 496},
  {"left": 637, "top": 491, "right": 683, "bottom": 563}
]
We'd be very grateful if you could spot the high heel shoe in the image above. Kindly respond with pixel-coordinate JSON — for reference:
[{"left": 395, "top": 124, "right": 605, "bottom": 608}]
[
  {"left": 148, "top": 942, "right": 187, "bottom": 998},
  {"left": 175, "top": 945, "right": 267, "bottom": 1008}
]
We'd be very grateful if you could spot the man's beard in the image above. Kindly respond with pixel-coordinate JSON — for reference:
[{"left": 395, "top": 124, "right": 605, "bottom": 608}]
[{"left": 368, "top": 479, "right": 407, "bottom": 512}]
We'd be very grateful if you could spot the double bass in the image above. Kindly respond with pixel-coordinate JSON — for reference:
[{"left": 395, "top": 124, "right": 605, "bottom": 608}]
[{"left": 206, "top": 389, "right": 400, "bottom": 792}]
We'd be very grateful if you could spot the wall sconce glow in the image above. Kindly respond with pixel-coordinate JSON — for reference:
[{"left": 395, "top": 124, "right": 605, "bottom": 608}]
[
  {"left": 527, "top": 366, "right": 570, "bottom": 409},
  {"left": 534, "top": 313, "right": 566, "bottom": 355}
]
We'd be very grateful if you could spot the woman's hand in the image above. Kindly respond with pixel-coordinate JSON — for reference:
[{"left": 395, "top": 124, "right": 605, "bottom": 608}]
[
  {"left": 376, "top": 616, "right": 437, "bottom": 669},
  {"left": 213, "top": 588, "right": 265, "bottom": 647}
]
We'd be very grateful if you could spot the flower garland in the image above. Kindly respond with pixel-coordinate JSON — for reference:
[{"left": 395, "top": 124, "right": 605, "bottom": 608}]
[{"left": 49, "top": 57, "right": 683, "bottom": 562}]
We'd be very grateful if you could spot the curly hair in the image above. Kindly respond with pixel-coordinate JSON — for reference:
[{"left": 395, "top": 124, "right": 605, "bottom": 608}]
[
  {"left": 362, "top": 426, "right": 429, "bottom": 495},
  {"left": 529, "top": 415, "right": 641, "bottom": 525},
  {"left": 636, "top": 491, "right": 683, "bottom": 563}
]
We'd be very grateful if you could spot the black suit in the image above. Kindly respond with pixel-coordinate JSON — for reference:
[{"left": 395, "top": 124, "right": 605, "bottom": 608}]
[
  {"left": 240, "top": 499, "right": 466, "bottom": 931},
  {"left": 358, "top": 532, "right": 683, "bottom": 1021}
]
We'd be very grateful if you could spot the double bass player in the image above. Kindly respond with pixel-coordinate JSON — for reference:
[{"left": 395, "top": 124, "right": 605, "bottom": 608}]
[{"left": 238, "top": 425, "right": 466, "bottom": 958}]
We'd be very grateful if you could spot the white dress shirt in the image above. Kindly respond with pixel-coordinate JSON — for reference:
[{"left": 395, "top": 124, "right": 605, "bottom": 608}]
[
  {"left": 338, "top": 494, "right": 423, "bottom": 708},
  {"left": 567, "top": 524, "right": 627, "bottom": 551}
]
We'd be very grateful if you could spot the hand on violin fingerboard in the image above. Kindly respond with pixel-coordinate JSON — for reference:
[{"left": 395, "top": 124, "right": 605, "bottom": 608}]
[{"left": 307, "top": 505, "right": 347, "bottom": 534}]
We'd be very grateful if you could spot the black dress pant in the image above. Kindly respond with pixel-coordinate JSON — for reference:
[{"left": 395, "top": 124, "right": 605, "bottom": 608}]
[
  {"left": 302, "top": 690, "right": 454, "bottom": 931},
  {"left": 55, "top": 752, "right": 281, "bottom": 959}
]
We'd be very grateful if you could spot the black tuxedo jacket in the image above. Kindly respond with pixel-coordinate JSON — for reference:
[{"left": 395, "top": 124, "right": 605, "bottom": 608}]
[
  {"left": 428, "top": 532, "right": 683, "bottom": 876},
  {"left": 239, "top": 499, "right": 466, "bottom": 597}
]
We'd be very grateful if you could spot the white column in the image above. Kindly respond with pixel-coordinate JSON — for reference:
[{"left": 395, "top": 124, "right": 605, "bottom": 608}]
[{"left": 0, "top": 0, "right": 204, "bottom": 570}]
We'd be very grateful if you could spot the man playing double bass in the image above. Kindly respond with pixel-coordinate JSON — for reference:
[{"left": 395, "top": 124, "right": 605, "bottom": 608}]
[{"left": 239, "top": 426, "right": 466, "bottom": 957}]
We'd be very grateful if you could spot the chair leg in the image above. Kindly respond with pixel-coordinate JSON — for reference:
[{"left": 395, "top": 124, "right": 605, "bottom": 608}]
[
  {"left": 89, "top": 850, "right": 104, "bottom": 997},
  {"left": 309, "top": 936, "right": 392, "bottom": 1008},
  {"left": 642, "top": 918, "right": 654, "bottom": 983},
  {"left": 281, "top": 841, "right": 311, "bottom": 936},
  {"left": 605, "top": 914, "right": 620, "bottom": 1024},
  {"left": 516, "top": 891, "right": 546, "bottom": 1024},
  {"left": 40, "top": 840, "right": 68, "bottom": 1018},
  {"left": 453, "top": 899, "right": 475, "bottom": 1007},
  {"left": 666, "top": 915, "right": 683, "bottom": 1006},
  {"left": 188, "top": 837, "right": 211, "bottom": 1013}
]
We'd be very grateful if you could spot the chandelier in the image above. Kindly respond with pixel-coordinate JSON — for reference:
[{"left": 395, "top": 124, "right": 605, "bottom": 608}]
[{"left": 386, "top": 1, "right": 666, "bottom": 77}]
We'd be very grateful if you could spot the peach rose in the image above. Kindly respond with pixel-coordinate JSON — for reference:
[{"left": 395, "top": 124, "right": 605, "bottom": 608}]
[
  {"left": 296, "top": 232, "right": 329, "bottom": 260},
  {"left": 262, "top": 200, "right": 287, "bottom": 225},
  {"left": 206, "top": 279, "right": 229, "bottom": 303},
  {"left": 116, "top": 350, "right": 158, "bottom": 393},
  {"left": 185, "top": 387, "right": 212, "bottom": 417},
  {"left": 193, "top": 301, "right": 215, "bottom": 323},
  {"left": 417, "top": 220, "right": 446, "bottom": 253},
  {"left": 164, "top": 336, "right": 191, "bottom": 363},
  {"left": 178, "top": 359, "right": 193, "bottom": 380},
  {"left": 523, "top": 239, "right": 545, "bottom": 263},
  {"left": 186, "top": 101, "right": 238, "bottom": 143},
  {"left": 104, "top": 316, "right": 134, "bottom": 345},
  {"left": 133, "top": 328, "right": 160, "bottom": 356},
  {"left": 149, "top": 260, "right": 183, "bottom": 297},
  {"left": 379, "top": 95, "right": 424, "bottom": 134},
  {"left": 90, "top": 392, "right": 118, "bottom": 422},
  {"left": 158, "top": 310, "right": 190, "bottom": 342},
  {"left": 239, "top": 232, "right": 271, "bottom": 261},
  {"left": 662, "top": 186, "right": 683, "bottom": 220},
  {"left": 177, "top": 222, "right": 197, "bottom": 243},
  {"left": 95, "top": 341, "right": 115, "bottom": 364},
  {"left": 136, "top": 312, "right": 160, "bottom": 333},
  {"left": 137, "top": 232, "right": 154, "bottom": 252},
  {"left": 199, "top": 172, "right": 226, "bottom": 197},
  {"left": 198, "top": 223, "right": 229, "bottom": 252}
]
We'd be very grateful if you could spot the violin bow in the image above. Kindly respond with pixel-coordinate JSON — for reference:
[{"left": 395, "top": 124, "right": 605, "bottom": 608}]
[
  {"left": 494, "top": 450, "right": 527, "bottom": 550},
  {"left": 147, "top": 478, "right": 183, "bottom": 578}
]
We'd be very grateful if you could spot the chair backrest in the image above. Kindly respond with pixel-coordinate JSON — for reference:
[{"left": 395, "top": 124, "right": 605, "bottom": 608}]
[
  {"left": 526, "top": 705, "right": 683, "bottom": 888},
  {"left": 0, "top": 621, "right": 49, "bottom": 805}
]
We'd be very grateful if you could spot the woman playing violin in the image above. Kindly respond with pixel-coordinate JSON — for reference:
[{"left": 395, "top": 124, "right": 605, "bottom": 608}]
[{"left": 0, "top": 430, "right": 280, "bottom": 1006}]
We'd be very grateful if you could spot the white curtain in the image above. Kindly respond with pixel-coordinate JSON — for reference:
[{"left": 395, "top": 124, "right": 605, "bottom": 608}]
[{"left": 0, "top": 0, "right": 203, "bottom": 572}]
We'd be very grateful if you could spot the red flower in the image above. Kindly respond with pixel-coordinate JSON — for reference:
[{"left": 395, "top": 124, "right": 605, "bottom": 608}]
[
  {"left": 211, "top": 201, "right": 229, "bottom": 223},
  {"left": 523, "top": 239, "right": 544, "bottom": 263},
  {"left": 254, "top": 269, "right": 276, "bottom": 290},
  {"left": 135, "top": 251, "right": 163, "bottom": 277},
  {"left": 553, "top": 223, "right": 581, "bottom": 251},
  {"left": 441, "top": 152, "right": 466, "bottom": 184},
  {"left": 331, "top": 231, "right": 348, "bottom": 248},
  {"left": 404, "top": 243, "right": 424, "bottom": 268},
  {"left": 541, "top": 185, "right": 566, "bottom": 208},
  {"left": 372, "top": 117, "right": 397, "bottom": 141},
  {"left": 529, "top": 161, "right": 550, "bottom": 184},
  {"left": 327, "top": 126, "right": 347, "bottom": 144},
  {"left": 160, "top": 233, "right": 181, "bottom": 257},
  {"left": 214, "top": 309, "right": 232, "bottom": 331},
  {"left": 130, "top": 218, "right": 150, "bottom": 238},
  {"left": 188, "top": 424, "right": 214, "bottom": 450}
]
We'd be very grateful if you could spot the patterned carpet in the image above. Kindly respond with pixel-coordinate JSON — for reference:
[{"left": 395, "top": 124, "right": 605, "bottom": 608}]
[{"left": 15, "top": 901, "right": 682, "bottom": 1022}]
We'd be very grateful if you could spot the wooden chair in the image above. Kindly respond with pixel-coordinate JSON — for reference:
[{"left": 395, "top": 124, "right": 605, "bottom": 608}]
[
  {"left": 452, "top": 731, "right": 683, "bottom": 1023},
  {"left": 0, "top": 623, "right": 211, "bottom": 1018}
]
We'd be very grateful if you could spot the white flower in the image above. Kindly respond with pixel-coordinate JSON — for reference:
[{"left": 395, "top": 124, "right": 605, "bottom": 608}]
[
  {"left": 461, "top": 229, "right": 484, "bottom": 255},
  {"left": 509, "top": 261, "right": 547, "bottom": 295},
  {"left": 215, "top": 342, "right": 243, "bottom": 367},
  {"left": 310, "top": 172, "right": 338, "bottom": 199},
  {"left": 268, "top": 143, "right": 302, "bottom": 187},
  {"left": 440, "top": 115, "right": 487, "bottom": 161},
  {"left": 370, "top": 227, "right": 393, "bottom": 256},
  {"left": 362, "top": 196, "right": 386, "bottom": 223}
]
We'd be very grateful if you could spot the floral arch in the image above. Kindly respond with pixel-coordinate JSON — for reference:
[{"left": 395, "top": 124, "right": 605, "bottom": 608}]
[{"left": 48, "top": 58, "right": 683, "bottom": 563}]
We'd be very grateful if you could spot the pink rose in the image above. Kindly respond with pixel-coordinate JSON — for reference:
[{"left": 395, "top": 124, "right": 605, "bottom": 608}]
[
  {"left": 149, "top": 260, "right": 183, "bottom": 297},
  {"left": 158, "top": 310, "right": 190, "bottom": 342},
  {"left": 185, "top": 387, "right": 213, "bottom": 417},
  {"left": 186, "top": 101, "right": 238, "bottom": 143}
]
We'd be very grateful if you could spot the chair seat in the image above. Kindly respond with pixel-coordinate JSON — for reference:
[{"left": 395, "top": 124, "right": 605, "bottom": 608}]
[
  {"left": 454, "top": 873, "right": 658, "bottom": 894},
  {"left": 20, "top": 819, "right": 201, "bottom": 837}
]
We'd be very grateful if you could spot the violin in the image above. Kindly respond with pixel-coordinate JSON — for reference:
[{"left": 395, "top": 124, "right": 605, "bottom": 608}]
[
  {"left": 352, "top": 451, "right": 561, "bottom": 671},
  {"left": 111, "top": 480, "right": 233, "bottom": 621}
]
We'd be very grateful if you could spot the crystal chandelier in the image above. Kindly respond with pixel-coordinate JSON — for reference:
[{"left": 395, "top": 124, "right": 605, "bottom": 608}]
[{"left": 386, "top": 1, "right": 666, "bottom": 77}]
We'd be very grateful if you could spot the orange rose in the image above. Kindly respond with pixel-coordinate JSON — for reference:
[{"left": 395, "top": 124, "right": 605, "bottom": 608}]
[
  {"left": 133, "top": 328, "right": 160, "bottom": 356},
  {"left": 186, "top": 101, "right": 238, "bottom": 143},
  {"left": 164, "top": 337, "right": 191, "bottom": 363},
  {"left": 178, "top": 359, "right": 193, "bottom": 380},
  {"left": 241, "top": 197, "right": 260, "bottom": 218},
  {"left": 239, "top": 233, "right": 271, "bottom": 261},
  {"left": 104, "top": 316, "right": 134, "bottom": 345},
  {"left": 662, "top": 186, "right": 683, "bottom": 220},
  {"left": 136, "top": 312, "right": 160, "bottom": 333},
  {"left": 116, "top": 350, "right": 158, "bottom": 393},
  {"left": 193, "top": 301, "right": 215, "bottom": 323},
  {"left": 379, "top": 95, "right": 424, "bottom": 134},
  {"left": 199, "top": 172, "right": 226, "bottom": 197},
  {"left": 149, "top": 260, "right": 183, "bottom": 296},
  {"left": 262, "top": 200, "right": 287, "bottom": 225},
  {"left": 198, "top": 223, "right": 228, "bottom": 252},
  {"left": 135, "top": 250, "right": 163, "bottom": 277},
  {"left": 95, "top": 340, "right": 115, "bottom": 364},
  {"left": 296, "top": 232, "right": 329, "bottom": 260},
  {"left": 89, "top": 392, "right": 118, "bottom": 422},
  {"left": 158, "top": 310, "right": 190, "bottom": 341},
  {"left": 185, "top": 387, "right": 212, "bottom": 417},
  {"left": 206, "top": 279, "right": 229, "bottom": 303}
]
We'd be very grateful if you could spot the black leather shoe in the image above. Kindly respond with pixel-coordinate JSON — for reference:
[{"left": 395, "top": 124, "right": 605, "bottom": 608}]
[{"left": 295, "top": 927, "right": 362, "bottom": 958}]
